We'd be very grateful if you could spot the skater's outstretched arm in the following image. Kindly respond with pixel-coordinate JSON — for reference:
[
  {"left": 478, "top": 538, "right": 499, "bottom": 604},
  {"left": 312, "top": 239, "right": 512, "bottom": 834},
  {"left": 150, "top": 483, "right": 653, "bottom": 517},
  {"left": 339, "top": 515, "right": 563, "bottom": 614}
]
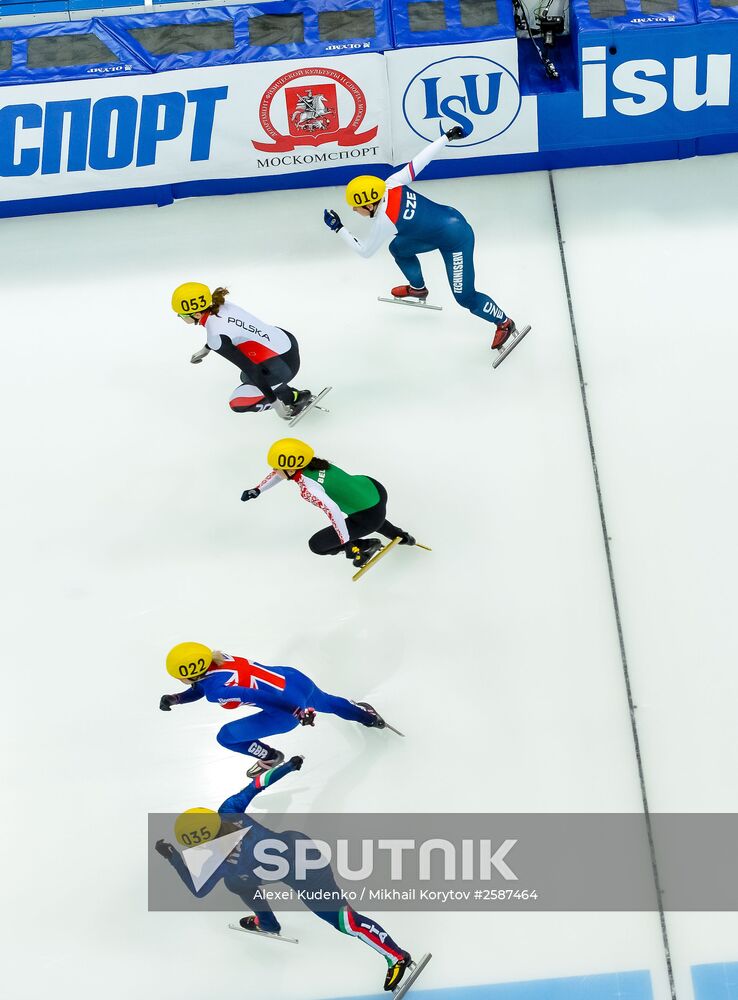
[
  {"left": 385, "top": 132, "right": 453, "bottom": 188},
  {"left": 256, "top": 471, "right": 284, "bottom": 493},
  {"left": 159, "top": 682, "right": 206, "bottom": 710},
  {"left": 219, "top": 756, "right": 304, "bottom": 813},
  {"left": 155, "top": 841, "right": 227, "bottom": 899},
  {"left": 337, "top": 212, "right": 396, "bottom": 259}
]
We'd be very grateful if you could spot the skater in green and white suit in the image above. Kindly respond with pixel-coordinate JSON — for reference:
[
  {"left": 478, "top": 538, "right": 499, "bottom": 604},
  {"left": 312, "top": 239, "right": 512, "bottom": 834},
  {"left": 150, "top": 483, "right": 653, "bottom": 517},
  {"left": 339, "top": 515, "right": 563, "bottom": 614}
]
[{"left": 242, "top": 438, "right": 415, "bottom": 567}]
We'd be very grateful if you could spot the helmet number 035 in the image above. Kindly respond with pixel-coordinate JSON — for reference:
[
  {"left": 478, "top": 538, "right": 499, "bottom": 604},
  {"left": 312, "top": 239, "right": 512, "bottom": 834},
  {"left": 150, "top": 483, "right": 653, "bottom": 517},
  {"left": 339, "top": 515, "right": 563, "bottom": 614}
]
[{"left": 180, "top": 826, "right": 214, "bottom": 847}]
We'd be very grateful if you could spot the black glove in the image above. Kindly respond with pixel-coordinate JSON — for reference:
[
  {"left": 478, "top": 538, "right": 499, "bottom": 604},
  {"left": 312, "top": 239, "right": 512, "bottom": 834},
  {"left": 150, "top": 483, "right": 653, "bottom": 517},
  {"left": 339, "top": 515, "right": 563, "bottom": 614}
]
[
  {"left": 293, "top": 707, "right": 316, "bottom": 727},
  {"left": 324, "top": 209, "right": 343, "bottom": 233},
  {"left": 289, "top": 755, "right": 305, "bottom": 771},
  {"left": 241, "top": 488, "right": 260, "bottom": 502},
  {"left": 445, "top": 126, "right": 466, "bottom": 141},
  {"left": 155, "top": 839, "right": 176, "bottom": 860},
  {"left": 159, "top": 694, "right": 179, "bottom": 712}
]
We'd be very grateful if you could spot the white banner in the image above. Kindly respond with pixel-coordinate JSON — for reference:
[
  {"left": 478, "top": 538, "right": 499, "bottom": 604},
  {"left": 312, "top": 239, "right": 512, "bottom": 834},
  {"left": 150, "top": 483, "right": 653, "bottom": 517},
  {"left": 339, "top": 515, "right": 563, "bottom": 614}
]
[
  {"left": 0, "top": 55, "right": 392, "bottom": 202},
  {"left": 386, "top": 39, "right": 539, "bottom": 164}
]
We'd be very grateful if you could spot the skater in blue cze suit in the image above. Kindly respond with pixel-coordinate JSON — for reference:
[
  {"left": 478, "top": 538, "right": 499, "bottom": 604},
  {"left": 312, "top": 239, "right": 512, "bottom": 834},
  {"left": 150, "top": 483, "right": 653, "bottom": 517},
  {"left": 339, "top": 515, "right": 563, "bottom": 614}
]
[{"left": 324, "top": 126, "right": 525, "bottom": 362}]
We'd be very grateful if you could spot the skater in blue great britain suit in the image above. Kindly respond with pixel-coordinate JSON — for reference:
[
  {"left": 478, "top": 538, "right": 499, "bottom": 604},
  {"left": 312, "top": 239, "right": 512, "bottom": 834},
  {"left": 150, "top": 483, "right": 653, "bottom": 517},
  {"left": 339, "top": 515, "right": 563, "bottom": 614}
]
[{"left": 323, "top": 127, "right": 530, "bottom": 366}]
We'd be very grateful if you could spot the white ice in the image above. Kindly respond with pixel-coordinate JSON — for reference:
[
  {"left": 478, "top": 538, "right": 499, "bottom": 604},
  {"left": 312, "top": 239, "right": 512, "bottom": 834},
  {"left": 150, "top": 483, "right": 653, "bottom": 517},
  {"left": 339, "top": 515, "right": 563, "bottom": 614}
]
[{"left": 2, "top": 153, "right": 737, "bottom": 1000}]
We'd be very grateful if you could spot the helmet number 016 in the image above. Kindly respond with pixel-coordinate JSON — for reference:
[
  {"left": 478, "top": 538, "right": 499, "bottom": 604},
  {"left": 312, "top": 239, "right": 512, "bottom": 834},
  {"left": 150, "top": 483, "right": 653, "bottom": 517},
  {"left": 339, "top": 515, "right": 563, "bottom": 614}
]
[{"left": 353, "top": 188, "right": 380, "bottom": 205}]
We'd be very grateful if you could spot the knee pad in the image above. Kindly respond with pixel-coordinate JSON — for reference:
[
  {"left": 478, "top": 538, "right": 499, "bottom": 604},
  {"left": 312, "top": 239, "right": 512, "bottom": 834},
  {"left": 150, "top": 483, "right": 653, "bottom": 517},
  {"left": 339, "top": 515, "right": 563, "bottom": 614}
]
[{"left": 229, "top": 384, "right": 266, "bottom": 413}]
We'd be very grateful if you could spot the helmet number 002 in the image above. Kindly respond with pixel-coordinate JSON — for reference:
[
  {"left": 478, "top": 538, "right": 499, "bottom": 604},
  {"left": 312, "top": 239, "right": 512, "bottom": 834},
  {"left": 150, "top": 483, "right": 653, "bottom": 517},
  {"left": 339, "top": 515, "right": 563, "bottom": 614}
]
[
  {"left": 353, "top": 188, "right": 380, "bottom": 206},
  {"left": 178, "top": 658, "right": 206, "bottom": 677},
  {"left": 180, "top": 825, "right": 214, "bottom": 847},
  {"left": 278, "top": 455, "right": 305, "bottom": 469}
]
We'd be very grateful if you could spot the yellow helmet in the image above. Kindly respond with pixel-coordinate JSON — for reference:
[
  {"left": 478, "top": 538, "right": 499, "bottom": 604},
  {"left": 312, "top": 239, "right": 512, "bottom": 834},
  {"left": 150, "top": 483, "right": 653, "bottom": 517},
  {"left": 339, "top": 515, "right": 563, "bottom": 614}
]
[
  {"left": 165, "top": 642, "right": 213, "bottom": 682},
  {"left": 267, "top": 438, "right": 314, "bottom": 472},
  {"left": 174, "top": 808, "right": 221, "bottom": 847},
  {"left": 171, "top": 282, "right": 212, "bottom": 315},
  {"left": 345, "top": 175, "right": 386, "bottom": 208}
]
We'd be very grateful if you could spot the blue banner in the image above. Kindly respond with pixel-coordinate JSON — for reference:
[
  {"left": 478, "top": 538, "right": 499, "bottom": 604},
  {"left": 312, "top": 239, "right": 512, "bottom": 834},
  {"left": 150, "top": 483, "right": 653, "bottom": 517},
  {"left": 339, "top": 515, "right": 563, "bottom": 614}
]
[
  {"left": 0, "top": 0, "right": 392, "bottom": 85},
  {"left": 571, "top": 0, "right": 697, "bottom": 33},
  {"left": 390, "top": 0, "right": 515, "bottom": 48}
]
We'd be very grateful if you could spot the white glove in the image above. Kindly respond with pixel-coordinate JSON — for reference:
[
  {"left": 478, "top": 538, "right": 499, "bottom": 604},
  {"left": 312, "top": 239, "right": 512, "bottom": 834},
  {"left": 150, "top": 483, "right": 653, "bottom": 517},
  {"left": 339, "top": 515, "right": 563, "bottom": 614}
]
[{"left": 190, "top": 346, "right": 210, "bottom": 364}]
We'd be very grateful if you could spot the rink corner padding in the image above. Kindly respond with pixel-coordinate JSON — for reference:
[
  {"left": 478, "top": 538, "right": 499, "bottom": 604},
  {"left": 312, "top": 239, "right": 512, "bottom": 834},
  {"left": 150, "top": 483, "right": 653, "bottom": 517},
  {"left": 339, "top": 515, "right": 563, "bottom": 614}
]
[{"left": 2, "top": 0, "right": 738, "bottom": 216}]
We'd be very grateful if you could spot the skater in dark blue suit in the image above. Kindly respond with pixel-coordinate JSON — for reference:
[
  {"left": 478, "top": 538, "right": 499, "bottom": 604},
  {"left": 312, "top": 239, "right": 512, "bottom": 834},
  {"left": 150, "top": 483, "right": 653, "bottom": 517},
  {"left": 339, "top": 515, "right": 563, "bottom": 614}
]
[
  {"left": 155, "top": 757, "right": 424, "bottom": 994},
  {"left": 324, "top": 126, "right": 526, "bottom": 362}
]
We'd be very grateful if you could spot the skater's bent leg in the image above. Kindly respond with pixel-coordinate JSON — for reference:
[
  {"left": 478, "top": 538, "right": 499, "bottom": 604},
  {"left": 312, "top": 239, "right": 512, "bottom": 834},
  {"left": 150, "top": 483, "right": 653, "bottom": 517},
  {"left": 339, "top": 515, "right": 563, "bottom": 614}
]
[
  {"left": 273, "top": 383, "right": 296, "bottom": 405},
  {"left": 335, "top": 906, "right": 407, "bottom": 965},
  {"left": 441, "top": 227, "right": 507, "bottom": 325},
  {"left": 378, "top": 518, "right": 404, "bottom": 540},
  {"left": 223, "top": 874, "right": 281, "bottom": 934},
  {"left": 363, "top": 480, "right": 409, "bottom": 542},
  {"left": 216, "top": 709, "right": 299, "bottom": 758},
  {"left": 286, "top": 849, "right": 407, "bottom": 965},
  {"left": 308, "top": 526, "right": 346, "bottom": 556},
  {"left": 391, "top": 251, "right": 425, "bottom": 289},
  {"left": 309, "top": 685, "right": 373, "bottom": 724},
  {"left": 229, "top": 382, "right": 270, "bottom": 414}
]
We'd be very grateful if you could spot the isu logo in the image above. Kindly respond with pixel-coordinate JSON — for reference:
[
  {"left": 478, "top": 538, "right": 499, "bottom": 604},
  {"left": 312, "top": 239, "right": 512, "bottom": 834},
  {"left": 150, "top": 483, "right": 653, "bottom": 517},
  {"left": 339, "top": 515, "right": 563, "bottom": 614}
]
[
  {"left": 403, "top": 55, "right": 522, "bottom": 147},
  {"left": 252, "top": 66, "right": 378, "bottom": 153}
]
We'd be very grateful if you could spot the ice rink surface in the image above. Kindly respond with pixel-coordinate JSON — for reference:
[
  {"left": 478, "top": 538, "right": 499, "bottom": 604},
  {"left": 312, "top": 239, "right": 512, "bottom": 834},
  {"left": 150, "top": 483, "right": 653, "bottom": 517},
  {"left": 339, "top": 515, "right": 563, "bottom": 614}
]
[{"left": 2, "top": 152, "right": 737, "bottom": 1000}]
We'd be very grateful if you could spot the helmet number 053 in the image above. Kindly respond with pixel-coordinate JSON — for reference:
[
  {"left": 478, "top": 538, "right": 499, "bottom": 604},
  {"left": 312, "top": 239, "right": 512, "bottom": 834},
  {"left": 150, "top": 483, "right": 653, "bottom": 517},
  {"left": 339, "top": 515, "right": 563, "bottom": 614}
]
[{"left": 181, "top": 295, "right": 208, "bottom": 312}]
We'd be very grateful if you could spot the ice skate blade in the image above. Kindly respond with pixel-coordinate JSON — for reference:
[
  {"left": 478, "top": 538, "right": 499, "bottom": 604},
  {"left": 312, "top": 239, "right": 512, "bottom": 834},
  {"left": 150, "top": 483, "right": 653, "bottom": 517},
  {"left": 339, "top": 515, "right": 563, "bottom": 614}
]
[
  {"left": 289, "top": 386, "right": 332, "bottom": 427},
  {"left": 352, "top": 536, "right": 401, "bottom": 582},
  {"left": 492, "top": 325, "right": 531, "bottom": 369},
  {"left": 378, "top": 296, "right": 442, "bottom": 311},
  {"left": 385, "top": 721, "right": 405, "bottom": 738},
  {"left": 394, "top": 953, "right": 432, "bottom": 998},
  {"left": 229, "top": 923, "right": 298, "bottom": 945}
]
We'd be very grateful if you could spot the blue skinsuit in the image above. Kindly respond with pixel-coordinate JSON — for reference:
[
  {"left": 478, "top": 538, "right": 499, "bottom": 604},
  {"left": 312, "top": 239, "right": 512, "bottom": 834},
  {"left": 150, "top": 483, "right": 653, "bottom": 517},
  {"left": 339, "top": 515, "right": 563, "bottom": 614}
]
[
  {"left": 175, "top": 657, "right": 371, "bottom": 761},
  {"left": 163, "top": 760, "right": 407, "bottom": 965},
  {"left": 338, "top": 134, "right": 507, "bottom": 325}
]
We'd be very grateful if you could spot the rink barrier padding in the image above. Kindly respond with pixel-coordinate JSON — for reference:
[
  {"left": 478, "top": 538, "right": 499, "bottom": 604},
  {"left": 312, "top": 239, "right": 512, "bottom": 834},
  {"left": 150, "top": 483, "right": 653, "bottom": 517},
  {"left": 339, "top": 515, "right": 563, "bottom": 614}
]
[
  {"left": 326, "top": 968, "right": 654, "bottom": 1000},
  {"left": 572, "top": 0, "right": 696, "bottom": 29},
  {"left": 3, "top": 0, "right": 738, "bottom": 215},
  {"left": 696, "top": 0, "right": 738, "bottom": 20}
]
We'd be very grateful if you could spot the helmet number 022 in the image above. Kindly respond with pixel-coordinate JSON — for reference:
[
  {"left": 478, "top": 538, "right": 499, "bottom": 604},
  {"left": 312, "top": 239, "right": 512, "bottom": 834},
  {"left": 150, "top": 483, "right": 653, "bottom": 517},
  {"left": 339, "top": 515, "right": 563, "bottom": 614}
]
[{"left": 178, "top": 658, "right": 206, "bottom": 677}]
